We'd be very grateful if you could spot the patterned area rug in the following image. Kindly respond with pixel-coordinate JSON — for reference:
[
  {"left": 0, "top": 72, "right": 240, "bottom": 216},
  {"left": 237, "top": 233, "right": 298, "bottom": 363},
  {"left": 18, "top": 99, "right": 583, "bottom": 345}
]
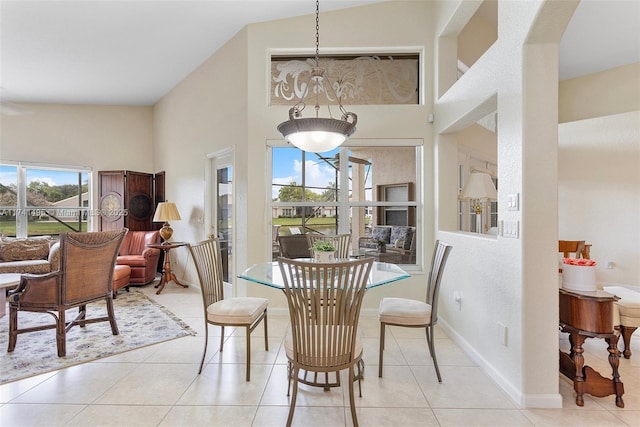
[{"left": 0, "top": 290, "right": 196, "bottom": 384}]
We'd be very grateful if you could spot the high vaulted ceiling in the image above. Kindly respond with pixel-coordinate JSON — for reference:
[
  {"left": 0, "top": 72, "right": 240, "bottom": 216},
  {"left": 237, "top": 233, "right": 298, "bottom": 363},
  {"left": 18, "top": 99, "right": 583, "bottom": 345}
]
[{"left": 1, "top": 0, "right": 638, "bottom": 107}]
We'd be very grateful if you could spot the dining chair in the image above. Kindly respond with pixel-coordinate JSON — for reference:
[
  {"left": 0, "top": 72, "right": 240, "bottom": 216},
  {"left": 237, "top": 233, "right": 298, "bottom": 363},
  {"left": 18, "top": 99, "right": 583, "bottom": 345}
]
[
  {"left": 278, "top": 257, "right": 373, "bottom": 427},
  {"left": 8, "top": 229, "right": 127, "bottom": 357},
  {"left": 277, "top": 234, "right": 311, "bottom": 259},
  {"left": 559, "top": 240, "right": 589, "bottom": 259},
  {"left": 306, "top": 233, "right": 351, "bottom": 259},
  {"left": 187, "top": 238, "right": 268, "bottom": 381},
  {"left": 378, "top": 240, "right": 452, "bottom": 381}
]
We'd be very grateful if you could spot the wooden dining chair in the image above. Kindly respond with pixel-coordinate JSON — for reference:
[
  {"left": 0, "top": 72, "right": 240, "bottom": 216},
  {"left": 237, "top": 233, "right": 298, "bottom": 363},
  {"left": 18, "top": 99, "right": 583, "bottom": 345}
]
[
  {"left": 306, "top": 233, "right": 351, "bottom": 259},
  {"left": 378, "top": 240, "right": 452, "bottom": 382},
  {"left": 559, "top": 240, "right": 589, "bottom": 259},
  {"left": 278, "top": 257, "right": 373, "bottom": 427},
  {"left": 187, "top": 238, "right": 268, "bottom": 381}
]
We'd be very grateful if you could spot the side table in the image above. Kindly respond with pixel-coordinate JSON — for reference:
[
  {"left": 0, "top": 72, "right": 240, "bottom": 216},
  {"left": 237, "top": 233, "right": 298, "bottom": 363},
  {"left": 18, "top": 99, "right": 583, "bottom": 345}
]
[
  {"left": 0, "top": 273, "right": 22, "bottom": 317},
  {"left": 146, "top": 242, "right": 188, "bottom": 295}
]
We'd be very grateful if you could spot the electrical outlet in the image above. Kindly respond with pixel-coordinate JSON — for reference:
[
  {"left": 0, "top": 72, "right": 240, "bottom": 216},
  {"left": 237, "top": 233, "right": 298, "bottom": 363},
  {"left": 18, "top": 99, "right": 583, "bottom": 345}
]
[{"left": 453, "top": 291, "right": 462, "bottom": 310}]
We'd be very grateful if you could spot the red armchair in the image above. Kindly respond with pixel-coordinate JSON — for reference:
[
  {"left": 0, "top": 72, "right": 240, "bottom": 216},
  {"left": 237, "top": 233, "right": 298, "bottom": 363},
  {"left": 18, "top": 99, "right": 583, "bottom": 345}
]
[{"left": 116, "top": 230, "right": 161, "bottom": 285}]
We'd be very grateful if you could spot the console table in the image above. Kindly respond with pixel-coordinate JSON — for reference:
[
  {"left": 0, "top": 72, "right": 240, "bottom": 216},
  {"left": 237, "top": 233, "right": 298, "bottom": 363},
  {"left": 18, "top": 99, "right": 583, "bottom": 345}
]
[{"left": 559, "top": 288, "right": 624, "bottom": 408}]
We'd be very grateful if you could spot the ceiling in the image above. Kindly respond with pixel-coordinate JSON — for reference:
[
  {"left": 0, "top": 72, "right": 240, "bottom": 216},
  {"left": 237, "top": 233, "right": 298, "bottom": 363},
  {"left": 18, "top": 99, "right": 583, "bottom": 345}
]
[{"left": 1, "top": 0, "right": 638, "bottom": 107}]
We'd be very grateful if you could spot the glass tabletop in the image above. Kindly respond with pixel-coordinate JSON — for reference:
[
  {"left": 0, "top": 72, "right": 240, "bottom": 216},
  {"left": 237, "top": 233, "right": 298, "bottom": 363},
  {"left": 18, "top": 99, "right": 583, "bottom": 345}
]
[{"left": 239, "top": 260, "right": 410, "bottom": 290}]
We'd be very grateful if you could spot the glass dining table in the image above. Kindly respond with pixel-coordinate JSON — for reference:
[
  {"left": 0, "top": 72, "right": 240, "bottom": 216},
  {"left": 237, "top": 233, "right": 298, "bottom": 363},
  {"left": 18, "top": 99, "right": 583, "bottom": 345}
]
[{"left": 238, "top": 259, "right": 410, "bottom": 290}]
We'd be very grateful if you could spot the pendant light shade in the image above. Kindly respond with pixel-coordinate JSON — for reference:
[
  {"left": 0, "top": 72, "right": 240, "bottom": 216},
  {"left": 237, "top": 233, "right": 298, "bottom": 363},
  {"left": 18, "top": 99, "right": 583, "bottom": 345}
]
[{"left": 276, "top": 1, "right": 357, "bottom": 152}]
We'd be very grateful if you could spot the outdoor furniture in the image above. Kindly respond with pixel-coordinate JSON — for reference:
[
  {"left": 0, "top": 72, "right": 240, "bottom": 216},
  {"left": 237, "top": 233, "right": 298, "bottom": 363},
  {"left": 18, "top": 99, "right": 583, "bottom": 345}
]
[
  {"left": 277, "top": 234, "right": 311, "bottom": 259},
  {"left": 8, "top": 229, "right": 127, "bottom": 357},
  {"left": 378, "top": 240, "right": 452, "bottom": 381},
  {"left": 187, "top": 238, "right": 268, "bottom": 381},
  {"left": 278, "top": 257, "right": 374, "bottom": 427},
  {"left": 306, "top": 233, "right": 351, "bottom": 259}
]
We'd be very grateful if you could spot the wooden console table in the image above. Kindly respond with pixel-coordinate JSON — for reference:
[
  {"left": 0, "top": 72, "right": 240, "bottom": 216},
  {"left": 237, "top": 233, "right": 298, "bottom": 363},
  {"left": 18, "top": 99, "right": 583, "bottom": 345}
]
[
  {"left": 559, "top": 288, "right": 624, "bottom": 407},
  {"left": 147, "top": 242, "right": 188, "bottom": 294}
]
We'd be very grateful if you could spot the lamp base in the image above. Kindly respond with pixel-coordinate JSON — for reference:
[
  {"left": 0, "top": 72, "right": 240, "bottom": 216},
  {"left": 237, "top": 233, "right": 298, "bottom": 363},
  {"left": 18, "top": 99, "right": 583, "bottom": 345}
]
[{"left": 159, "top": 222, "right": 173, "bottom": 243}]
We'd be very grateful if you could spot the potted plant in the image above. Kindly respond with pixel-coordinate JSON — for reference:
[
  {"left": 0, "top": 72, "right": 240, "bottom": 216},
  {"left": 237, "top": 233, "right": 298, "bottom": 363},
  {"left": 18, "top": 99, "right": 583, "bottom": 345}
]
[
  {"left": 311, "top": 240, "right": 336, "bottom": 263},
  {"left": 376, "top": 239, "right": 387, "bottom": 253}
]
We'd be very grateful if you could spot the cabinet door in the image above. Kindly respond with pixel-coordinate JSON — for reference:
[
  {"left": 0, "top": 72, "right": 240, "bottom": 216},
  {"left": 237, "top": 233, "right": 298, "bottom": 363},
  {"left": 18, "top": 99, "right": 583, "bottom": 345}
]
[
  {"left": 125, "top": 171, "right": 154, "bottom": 231},
  {"left": 98, "top": 171, "right": 125, "bottom": 231}
]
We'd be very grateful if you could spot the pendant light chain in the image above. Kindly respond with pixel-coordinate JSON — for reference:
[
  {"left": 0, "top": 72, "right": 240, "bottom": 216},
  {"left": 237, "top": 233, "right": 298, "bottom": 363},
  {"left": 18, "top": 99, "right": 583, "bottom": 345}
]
[{"left": 315, "top": 0, "right": 320, "bottom": 67}]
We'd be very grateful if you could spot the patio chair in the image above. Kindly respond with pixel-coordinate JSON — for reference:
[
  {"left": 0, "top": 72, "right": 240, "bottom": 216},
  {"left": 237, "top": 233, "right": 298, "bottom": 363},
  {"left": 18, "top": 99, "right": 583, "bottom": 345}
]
[{"left": 306, "top": 233, "right": 351, "bottom": 259}]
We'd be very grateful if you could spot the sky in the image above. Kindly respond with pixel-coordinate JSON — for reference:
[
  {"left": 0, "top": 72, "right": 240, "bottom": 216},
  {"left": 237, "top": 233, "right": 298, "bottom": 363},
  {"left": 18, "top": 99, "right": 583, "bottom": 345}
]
[
  {"left": 272, "top": 147, "right": 340, "bottom": 199},
  {"left": 0, "top": 165, "right": 88, "bottom": 187}
]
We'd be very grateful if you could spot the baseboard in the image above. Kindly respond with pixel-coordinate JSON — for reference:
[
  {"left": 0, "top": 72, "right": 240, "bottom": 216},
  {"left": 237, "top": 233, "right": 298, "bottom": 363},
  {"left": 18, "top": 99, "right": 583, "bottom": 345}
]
[{"left": 438, "top": 318, "right": 562, "bottom": 409}]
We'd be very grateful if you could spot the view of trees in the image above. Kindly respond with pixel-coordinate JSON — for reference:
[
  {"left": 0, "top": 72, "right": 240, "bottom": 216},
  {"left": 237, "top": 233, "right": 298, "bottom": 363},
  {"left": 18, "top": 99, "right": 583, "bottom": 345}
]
[
  {"left": 0, "top": 180, "right": 88, "bottom": 207},
  {"left": 277, "top": 181, "right": 337, "bottom": 202}
]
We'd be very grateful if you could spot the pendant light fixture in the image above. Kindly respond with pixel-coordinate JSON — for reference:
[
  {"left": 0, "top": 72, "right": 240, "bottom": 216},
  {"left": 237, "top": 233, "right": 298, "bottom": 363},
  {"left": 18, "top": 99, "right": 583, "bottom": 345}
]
[{"left": 277, "top": 0, "right": 357, "bottom": 153}]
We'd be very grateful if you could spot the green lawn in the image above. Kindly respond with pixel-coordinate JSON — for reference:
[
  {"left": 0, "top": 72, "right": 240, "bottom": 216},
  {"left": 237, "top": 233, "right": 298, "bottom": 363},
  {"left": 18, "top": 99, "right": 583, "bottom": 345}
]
[{"left": 0, "top": 220, "right": 86, "bottom": 237}]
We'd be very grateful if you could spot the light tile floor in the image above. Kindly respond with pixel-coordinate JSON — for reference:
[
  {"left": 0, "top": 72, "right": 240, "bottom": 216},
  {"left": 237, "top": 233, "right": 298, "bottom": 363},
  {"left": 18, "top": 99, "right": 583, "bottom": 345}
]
[{"left": 1, "top": 283, "right": 638, "bottom": 426}]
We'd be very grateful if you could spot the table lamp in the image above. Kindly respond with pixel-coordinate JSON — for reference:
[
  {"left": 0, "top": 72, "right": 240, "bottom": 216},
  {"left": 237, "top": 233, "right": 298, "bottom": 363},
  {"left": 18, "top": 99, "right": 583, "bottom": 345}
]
[
  {"left": 459, "top": 171, "right": 497, "bottom": 233},
  {"left": 153, "top": 202, "right": 181, "bottom": 243}
]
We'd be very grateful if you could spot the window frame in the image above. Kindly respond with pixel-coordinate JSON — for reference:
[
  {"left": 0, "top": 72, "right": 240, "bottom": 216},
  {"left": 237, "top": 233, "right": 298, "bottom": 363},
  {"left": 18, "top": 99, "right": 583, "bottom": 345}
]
[
  {"left": 269, "top": 139, "right": 423, "bottom": 269},
  {"left": 0, "top": 161, "right": 93, "bottom": 238}
]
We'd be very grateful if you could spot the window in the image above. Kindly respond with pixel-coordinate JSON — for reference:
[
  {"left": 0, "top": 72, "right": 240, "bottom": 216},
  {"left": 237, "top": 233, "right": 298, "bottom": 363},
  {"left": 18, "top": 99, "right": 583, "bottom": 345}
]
[
  {"left": 0, "top": 162, "right": 92, "bottom": 238},
  {"left": 271, "top": 144, "right": 421, "bottom": 266}
]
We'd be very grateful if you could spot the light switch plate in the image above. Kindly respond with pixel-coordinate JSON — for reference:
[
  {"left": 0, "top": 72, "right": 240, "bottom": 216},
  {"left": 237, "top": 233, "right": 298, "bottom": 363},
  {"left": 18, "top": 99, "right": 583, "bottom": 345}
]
[
  {"left": 501, "top": 220, "right": 519, "bottom": 238},
  {"left": 507, "top": 193, "right": 519, "bottom": 211}
]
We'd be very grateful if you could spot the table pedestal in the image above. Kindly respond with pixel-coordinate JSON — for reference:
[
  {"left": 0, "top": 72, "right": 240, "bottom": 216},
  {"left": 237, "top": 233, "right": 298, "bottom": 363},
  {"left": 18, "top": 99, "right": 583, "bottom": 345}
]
[{"left": 148, "top": 242, "right": 188, "bottom": 294}]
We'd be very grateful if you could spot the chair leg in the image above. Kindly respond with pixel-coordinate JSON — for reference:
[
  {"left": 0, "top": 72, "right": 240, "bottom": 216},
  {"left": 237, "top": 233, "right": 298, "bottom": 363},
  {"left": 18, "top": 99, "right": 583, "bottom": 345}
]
[
  {"left": 220, "top": 325, "right": 225, "bottom": 352},
  {"left": 287, "top": 361, "right": 293, "bottom": 396},
  {"left": 348, "top": 366, "right": 359, "bottom": 427},
  {"left": 198, "top": 321, "right": 209, "bottom": 374},
  {"left": 8, "top": 305, "right": 18, "bottom": 352},
  {"left": 57, "top": 310, "right": 66, "bottom": 357},
  {"left": 105, "top": 297, "right": 119, "bottom": 335},
  {"left": 263, "top": 311, "right": 269, "bottom": 351},
  {"left": 378, "top": 322, "right": 386, "bottom": 377},
  {"left": 245, "top": 325, "right": 251, "bottom": 381},
  {"left": 620, "top": 325, "right": 637, "bottom": 359},
  {"left": 286, "top": 367, "right": 300, "bottom": 427},
  {"left": 427, "top": 325, "right": 442, "bottom": 382}
]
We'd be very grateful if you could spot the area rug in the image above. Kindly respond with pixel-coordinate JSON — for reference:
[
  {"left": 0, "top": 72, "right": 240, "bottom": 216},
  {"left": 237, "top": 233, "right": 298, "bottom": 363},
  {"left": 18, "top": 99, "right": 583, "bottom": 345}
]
[{"left": 0, "top": 290, "right": 196, "bottom": 384}]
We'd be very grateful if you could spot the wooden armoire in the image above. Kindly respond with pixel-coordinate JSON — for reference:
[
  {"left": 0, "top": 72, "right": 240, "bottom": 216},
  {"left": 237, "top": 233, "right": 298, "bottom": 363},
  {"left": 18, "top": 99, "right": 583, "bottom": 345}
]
[{"left": 98, "top": 170, "right": 165, "bottom": 231}]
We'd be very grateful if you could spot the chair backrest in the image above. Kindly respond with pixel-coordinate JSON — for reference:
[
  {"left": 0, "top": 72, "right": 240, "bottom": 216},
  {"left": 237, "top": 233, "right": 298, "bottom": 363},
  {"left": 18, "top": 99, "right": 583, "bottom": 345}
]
[
  {"left": 118, "top": 230, "right": 160, "bottom": 255},
  {"left": 278, "top": 257, "right": 373, "bottom": 369},
  {"left": 278, "top": 234, "right": 311, "bottom": 259},
  {"left": 187, "top": 238, "right": 225, "bottom": 308},
  {"left": 306, "top": 233, "right": 351, "bottom": 259},
  {"left": 60, "top": 229, "right": 127, "bottom": 305},
  {"left": 559, "top": 240, "right": 588, "bottom": 259},
  {"left": 426, "top": 240, "right": 453, "bottom": 325}
]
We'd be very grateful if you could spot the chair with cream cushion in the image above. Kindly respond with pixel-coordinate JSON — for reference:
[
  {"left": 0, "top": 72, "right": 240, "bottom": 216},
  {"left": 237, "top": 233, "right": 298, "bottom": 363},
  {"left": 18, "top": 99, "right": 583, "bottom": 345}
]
[
  {"left": 603, "top": 286, "right": 640, "bottom": 359},
  {"left": 378, "top": 240, "right": 452, "bottom": 381},
  {"left": 187, "top": 238, "right": 268, "bottom": 381},
  {"left": 278, "top": 257, "right": 373, "bottom": 427}
]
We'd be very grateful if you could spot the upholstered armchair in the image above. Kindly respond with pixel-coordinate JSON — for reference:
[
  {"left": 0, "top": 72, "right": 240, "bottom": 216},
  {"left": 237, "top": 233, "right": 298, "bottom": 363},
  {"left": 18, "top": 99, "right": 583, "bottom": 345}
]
[{"left": 116, "top": 230, "right": 161, "bottom": 284}]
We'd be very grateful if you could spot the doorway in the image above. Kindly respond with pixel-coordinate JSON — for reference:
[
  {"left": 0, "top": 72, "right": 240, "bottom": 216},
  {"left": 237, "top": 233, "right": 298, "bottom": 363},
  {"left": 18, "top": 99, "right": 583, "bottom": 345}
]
[{"left": 209, "top": 151, "right": 233, "bottom": 283}]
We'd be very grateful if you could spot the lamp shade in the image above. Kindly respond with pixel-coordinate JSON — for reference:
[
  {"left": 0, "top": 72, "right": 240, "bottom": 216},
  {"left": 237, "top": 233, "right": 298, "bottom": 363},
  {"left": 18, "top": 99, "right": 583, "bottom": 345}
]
[
  {"left": 459, "top": 171, "right": 497, "bottom": 201},
  {"left": 153, "top": 202, "right": 181, "bottom": 222}
]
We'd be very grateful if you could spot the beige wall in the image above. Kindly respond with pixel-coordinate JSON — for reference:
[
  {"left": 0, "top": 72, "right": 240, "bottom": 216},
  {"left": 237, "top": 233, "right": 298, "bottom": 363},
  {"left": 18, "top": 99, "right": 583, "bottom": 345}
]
[
  {"left": 0, "top": 104, "right": 154, "bottom": 223},
  {"left": 559, "top": 111, "right": 640, "bottom": 287},
  {"left": 559, "top": 62, "right": 640, "bottom": 123}
]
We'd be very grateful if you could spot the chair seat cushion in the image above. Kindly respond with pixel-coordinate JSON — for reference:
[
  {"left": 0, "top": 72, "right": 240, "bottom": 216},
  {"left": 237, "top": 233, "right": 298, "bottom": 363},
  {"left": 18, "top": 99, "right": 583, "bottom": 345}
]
[
  {"left": 604, "top": 286, "right": 640, "bottom": 327},
  {"left": 207, "top": 297, "right": 268, "bottom": 325},
  {"left": 379, "top": 297, "right": 431, "bottom": 326}
]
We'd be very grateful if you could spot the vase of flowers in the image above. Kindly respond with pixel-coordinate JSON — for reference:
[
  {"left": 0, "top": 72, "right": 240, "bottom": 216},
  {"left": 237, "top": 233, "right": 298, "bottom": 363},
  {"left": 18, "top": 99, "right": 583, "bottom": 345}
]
[
  {"left": 376, "top": 239, "right": 387, "bottom": 253},
  {"left": 311, "top": 240, "right": 336, "bottom": 262}
]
